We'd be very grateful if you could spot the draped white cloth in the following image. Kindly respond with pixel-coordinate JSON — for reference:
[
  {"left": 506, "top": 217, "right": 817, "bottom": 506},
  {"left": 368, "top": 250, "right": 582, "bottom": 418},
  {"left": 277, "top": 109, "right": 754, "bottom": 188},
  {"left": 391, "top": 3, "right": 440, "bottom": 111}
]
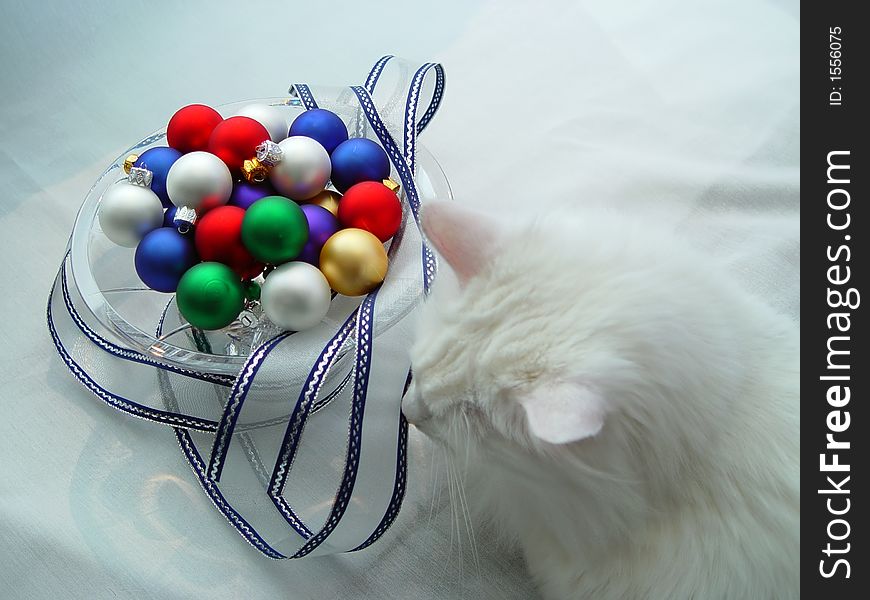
[{"left": 0, "top": 0, "right": 797, "bottom": 598}]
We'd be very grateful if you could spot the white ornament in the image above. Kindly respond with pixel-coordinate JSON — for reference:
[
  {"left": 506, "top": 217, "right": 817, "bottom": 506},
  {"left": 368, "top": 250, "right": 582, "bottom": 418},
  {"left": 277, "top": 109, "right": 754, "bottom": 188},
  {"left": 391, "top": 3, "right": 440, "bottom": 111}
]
[
  {"left": 165, "top": 151, "right": 233, "bottom": 211},
  {"left": 261, "top": 262, "right": 332, "bottom": 331},
  {"left": 269, "top": 136, "right": 331, "bottom": 201},
  {"left": 98, "top": 182, "right": 164, "bottom": 247},
  {"left": 236, "top": 103, "right": 289, "bottom": 142}
]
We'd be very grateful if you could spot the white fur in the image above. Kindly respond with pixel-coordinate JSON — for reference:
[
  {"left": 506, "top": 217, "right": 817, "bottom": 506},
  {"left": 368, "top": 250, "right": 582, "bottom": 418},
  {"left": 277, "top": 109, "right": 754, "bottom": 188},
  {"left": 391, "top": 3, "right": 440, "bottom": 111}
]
[{"left": 405, "top": 204, "right": 799, "bottom": 600}]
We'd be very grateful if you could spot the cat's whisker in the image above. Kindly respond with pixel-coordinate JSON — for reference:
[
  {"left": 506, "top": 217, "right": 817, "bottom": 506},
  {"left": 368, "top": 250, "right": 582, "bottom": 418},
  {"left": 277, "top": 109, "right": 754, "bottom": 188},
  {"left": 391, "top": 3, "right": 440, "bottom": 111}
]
[
  {"left": 451, "top": 430, "right": 464, "bottom": 581},
  {"left": 426, "top": 444, "right": 441, "bottom": 528},
  {"left": 457, "top": 410, "right": 481, "bottom": 574},
  {"left": 455, "top": 462, "right": 481, "bottom": 575}
]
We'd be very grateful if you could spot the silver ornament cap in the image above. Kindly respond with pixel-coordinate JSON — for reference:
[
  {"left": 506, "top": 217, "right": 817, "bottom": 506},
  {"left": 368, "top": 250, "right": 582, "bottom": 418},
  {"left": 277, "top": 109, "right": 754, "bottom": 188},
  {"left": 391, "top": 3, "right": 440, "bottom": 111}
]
[
  {"left": 269, "top": 137, "right": 331, "bottom": 201},
  {"left": 98, "top": 181, "right": 164, "bottom": 247},
  {"left": 127, "top": 166, "right": 153, "bottom": 187},
  {"left": 261, "top": 262, "right": 332, "bottom": 331},
  {"left": 255, "top": 140, "right": 283, "bottom": 167},
  {"left": 172, "top": 206, "right": 198, "bottom": 233}
]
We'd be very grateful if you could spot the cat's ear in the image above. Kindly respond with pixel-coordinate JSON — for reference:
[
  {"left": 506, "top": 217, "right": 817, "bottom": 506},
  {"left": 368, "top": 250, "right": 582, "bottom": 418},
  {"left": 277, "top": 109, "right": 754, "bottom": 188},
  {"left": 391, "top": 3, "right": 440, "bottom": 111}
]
[
  {"left": 519, "top": 381, "right": 606, "bottom": 445},
  {"left": 421, "top": 203, "right": 499, "bottom": 285}
]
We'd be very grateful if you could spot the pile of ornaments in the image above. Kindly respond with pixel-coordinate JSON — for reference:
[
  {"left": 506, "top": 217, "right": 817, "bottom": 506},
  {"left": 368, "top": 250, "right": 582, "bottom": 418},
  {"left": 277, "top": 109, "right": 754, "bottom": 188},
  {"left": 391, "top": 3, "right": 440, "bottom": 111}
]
[{"left": 98, "top": 103, "right": 402, "bottom": 332}]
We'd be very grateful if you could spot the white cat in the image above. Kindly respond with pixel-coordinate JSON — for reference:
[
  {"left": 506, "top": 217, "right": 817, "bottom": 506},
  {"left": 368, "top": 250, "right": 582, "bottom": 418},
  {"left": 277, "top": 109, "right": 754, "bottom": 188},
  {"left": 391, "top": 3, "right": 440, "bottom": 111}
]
[{"left": 403, "top": 203, "right": 800, "bottom": 600}]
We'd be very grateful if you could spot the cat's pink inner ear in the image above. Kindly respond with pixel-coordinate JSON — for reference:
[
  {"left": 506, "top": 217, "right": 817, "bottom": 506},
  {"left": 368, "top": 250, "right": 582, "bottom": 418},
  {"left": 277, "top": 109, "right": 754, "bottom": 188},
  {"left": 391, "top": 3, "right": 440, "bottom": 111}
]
[
  {"left": 520, "top": 381, "right": 606, "bottom": 445},
  {"left": 421, "top": 203, "right": 499, "bottom": 285}
]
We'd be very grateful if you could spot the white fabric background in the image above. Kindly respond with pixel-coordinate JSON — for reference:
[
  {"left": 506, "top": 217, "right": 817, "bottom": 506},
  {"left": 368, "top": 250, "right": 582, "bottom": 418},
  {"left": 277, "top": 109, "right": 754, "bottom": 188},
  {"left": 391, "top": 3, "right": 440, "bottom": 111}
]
[{"left": 0, "top": 0, "right": 798, "bottom": 598}]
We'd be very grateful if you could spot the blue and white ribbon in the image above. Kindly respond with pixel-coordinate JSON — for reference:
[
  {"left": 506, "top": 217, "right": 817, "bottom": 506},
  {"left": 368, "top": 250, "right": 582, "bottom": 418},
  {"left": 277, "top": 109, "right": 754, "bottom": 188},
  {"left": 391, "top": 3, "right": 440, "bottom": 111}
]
[{"left": 46, "top": 56, "right": 445, "bottom": 559}]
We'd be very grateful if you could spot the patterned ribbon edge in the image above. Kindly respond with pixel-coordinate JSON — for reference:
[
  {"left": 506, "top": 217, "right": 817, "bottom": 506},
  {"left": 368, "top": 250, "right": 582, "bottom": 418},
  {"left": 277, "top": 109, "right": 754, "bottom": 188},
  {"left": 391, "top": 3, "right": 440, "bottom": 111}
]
[
  {"left": 268, "top": 309, "right": 359, "bottom": 538},
  {"left": 288, "top": 291, "right": 378, "bottom": 558},
  {"left": 48, "top": 257, "right": 221, "bottom": 432},
  {"left": 59, "top": 252, "right": 234, "bottom": 387},
  {"left": 263, "top": 69, "right": 443, "bottom": 555}
]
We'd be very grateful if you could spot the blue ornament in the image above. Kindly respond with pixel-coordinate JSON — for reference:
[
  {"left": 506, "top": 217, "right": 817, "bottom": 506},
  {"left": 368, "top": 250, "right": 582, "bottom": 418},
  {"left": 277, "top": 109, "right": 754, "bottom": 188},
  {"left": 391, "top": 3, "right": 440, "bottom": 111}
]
[
  {"left": 135, "top": 147, "right": 182, "bottom": 207},
  {"left": 288, "top": 109, "right": 348, "bottom": 154},
  {"left": 134, "top": 227, "right": 199, "bottom": 292},
  {"left": 162, "top": 206, "right": 178, "bottom": 228},
  {"left": 329, "top": 138, "right": 390, "bottom": 193}
]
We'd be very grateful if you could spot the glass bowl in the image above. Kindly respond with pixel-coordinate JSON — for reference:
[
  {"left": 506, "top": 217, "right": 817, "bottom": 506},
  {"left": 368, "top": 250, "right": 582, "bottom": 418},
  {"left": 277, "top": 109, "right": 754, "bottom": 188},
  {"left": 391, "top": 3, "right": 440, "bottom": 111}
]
[{"left": 68, "top": 97, "right": 452, "bottom": 376}]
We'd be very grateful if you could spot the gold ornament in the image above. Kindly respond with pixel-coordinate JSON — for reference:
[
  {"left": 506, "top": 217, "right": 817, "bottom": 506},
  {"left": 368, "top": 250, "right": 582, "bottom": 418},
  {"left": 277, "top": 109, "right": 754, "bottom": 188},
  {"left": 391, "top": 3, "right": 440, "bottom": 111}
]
[
  {"left": 382, "top": 178, "right": 400, "bottom": 194},
  {"left": 319, "top": 228, "right": 389, "bottom": 296},
  {"left": 307, "top": 189, "right": 342, "bottom": 216},
  {"left": 241, "top": 158, "right": 269, "bottom": 183},
  {"left": 123, "top": 154, "right": 139, "bottom": 174}
]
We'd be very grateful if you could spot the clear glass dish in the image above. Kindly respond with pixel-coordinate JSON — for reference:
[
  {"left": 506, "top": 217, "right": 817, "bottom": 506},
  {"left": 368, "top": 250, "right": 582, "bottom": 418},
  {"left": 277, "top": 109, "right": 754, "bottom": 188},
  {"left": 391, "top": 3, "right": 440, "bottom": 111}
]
[{"left": 68, "top": 97, "right": 452, "bottom": 376}]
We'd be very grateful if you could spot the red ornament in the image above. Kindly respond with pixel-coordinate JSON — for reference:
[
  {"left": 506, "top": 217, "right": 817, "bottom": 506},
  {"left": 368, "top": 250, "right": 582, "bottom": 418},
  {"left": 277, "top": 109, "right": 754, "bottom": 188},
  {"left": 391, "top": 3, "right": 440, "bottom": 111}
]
[
  {"left": 166, "top": 104, "right": 223, "bottom": 153},
  {"left": 195, "top": 206, "right": 264, "bottom": 279},
  {"left": 337, "top": 181, "right": 402, "bottom": 242},
  {"left": 207, "top": 116, "right": 270, "bottom": 173}
]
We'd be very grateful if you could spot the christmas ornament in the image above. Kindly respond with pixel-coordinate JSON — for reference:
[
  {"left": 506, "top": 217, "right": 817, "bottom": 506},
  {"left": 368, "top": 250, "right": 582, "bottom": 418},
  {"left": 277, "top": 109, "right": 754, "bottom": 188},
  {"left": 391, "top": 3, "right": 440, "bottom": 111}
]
[
  {"left": 208, "top": 116, "right": 271, "bottom": 173},
  {"left": 163, "top": 206, "right": 178, "bottom": 227},
  {"left": 195, "top": 206, "right": 264, "bottom": 279},
  {"left": 134, "top": 227, "right": 199, "bottom": 293},
  {"left": 338, "top": 181, "right": 402, "bottom": 242},
  {"left": 297, "top": 204, "right": 341, "bottom": 265},
  {"left": 167, "top": 104, "right": 223, "bottom": 153},
  {"left": 165, "top": 151, "right": 233, "bottom": 213},
  {"left": 319, "top": 228, "right": 389, "bottom": 296},
  {"left": 241, "top": 196, "right": 309, "bottom": 264},
  {"left": 228, "top": 180, "right": 275, "bottom": 210},
  {"left": 133, "top": 147, "right": 182, "bottom": 207},
  {"left": 329, "top": 138, "right": 391, "bottom": 193},
  {"left": 268, "top": 136, "right": 332, "bottom": 200},
  {"left": 176, "top": 262, "right": 246, "bottom": 330},
  {"left": 244, "top": 280, "right": 261, "bottom": 301},
  {"left": 261, "top": 261, "right": 332, "bottom": 331},
  {"left": 306, "top": 189, "right": 341, "bottom": 216},
  {"left": 288, "top": 108, "right": 348, "bottom": 154},
  {"left": 98, "top": 182, "right": 164, "bottom": 247},
  {"left": 236, "top": 103, "right": 289, "bottom": 142}
]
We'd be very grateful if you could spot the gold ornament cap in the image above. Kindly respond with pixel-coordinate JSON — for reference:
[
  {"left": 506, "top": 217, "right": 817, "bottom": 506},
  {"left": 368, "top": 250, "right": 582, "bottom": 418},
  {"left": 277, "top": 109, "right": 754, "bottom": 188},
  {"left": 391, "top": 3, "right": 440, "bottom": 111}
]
[
  {"left": 307, "top": 189, "right": 342, "bottom": 216},
  {"left": 123, "top": 154, "right": 139, "bottom": 174},
  {"left": 242, "top": 158, "right": 269, "bottom": 183},
  {"left": 382, "top": 178, "right": 400, "bottom": 194}
]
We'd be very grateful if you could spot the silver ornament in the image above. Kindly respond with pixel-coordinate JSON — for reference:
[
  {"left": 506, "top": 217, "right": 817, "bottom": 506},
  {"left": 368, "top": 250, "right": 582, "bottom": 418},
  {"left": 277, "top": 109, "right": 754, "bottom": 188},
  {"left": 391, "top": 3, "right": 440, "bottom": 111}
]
[
  {"left": 236, "top": 103, "right": 289, "bottom": 142},
  {"left": 97, "top": 181, "right": 164, "bottom": 247},
  {"left": 261, "top": 262, "right": 332, "bottom": 331},
  {"left": 269, "top": 136, "right": 331, "bottom": 201},
  {"left": 165, "top": 151, "right": 233, "bottom": 211}
]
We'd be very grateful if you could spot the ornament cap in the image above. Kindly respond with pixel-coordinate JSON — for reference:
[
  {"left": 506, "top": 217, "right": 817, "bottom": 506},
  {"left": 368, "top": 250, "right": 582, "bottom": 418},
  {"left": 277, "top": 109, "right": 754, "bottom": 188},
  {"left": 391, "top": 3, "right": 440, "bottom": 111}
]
[
  {"left": 127, "top": 166, "right": 154, "bottom": 187},
  {"left": 242, "top": 158, "right": 269, "bottom": 183},
  {"left": 382, "top": 178, "right": 400, "bottom": 193},
  {"left": 123, "top": 154, "right": 139, "bottom": 174},
  {"left": 255, "top": 140, "right": 283, "bottom": 166},
  {"left": 172, "top": 206, "right": 198, "bottom": 233}
]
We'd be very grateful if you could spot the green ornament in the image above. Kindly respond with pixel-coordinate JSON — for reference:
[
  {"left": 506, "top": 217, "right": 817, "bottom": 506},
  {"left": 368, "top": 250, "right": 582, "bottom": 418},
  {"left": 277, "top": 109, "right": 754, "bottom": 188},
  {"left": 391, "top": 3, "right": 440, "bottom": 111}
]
[
  {"left": 244, "top": 280, "right": 261, "bottom": 301},
  {"left": 241, "top": 196, "right": 309, "bottom": 264},
  {"left": 176, "top": 262, "right": 245, "bottom": 330}
]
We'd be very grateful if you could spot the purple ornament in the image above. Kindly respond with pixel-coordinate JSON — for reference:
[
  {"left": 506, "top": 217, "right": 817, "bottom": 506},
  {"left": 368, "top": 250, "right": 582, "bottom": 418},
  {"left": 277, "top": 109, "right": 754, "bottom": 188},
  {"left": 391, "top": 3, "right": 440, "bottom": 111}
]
[
  {"left": 228, "top": 181, "right": 275, "bottom": 210},
  {"left": 298, "top": 204, "right": 341, "bottom": 265}
]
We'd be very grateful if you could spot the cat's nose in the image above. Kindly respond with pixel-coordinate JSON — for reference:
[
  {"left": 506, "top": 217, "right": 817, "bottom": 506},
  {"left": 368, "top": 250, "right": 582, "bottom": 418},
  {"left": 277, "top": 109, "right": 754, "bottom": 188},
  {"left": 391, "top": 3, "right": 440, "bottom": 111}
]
[{"left": 401, "top": 380, "right": 431, "bottom": 424}]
